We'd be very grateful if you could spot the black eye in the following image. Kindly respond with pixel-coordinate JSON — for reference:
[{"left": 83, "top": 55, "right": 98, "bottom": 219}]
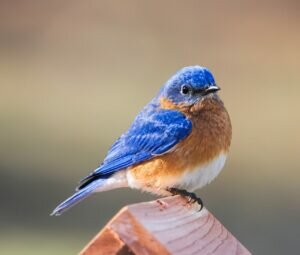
[{"left": 181, "top": 85, "right": 190, "bottom": 95}]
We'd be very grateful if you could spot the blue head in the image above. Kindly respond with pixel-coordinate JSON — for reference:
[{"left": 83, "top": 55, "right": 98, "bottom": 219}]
[{"left": 161, "top": 66, "right": 220, "bottom": 105}]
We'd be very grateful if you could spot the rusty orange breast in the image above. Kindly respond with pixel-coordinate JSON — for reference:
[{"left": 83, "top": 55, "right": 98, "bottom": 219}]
[{"left": 129, "top": 95, "right": 232, "bottom": 189}]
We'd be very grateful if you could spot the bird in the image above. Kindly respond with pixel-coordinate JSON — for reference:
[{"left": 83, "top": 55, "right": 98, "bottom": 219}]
[{"left": 51, "top": 65, "right": 232, "bottom": 216}]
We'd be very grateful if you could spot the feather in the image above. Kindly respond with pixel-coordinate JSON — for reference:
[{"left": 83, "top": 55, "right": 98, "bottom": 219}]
[
  {"left": 78, "top": 107, "right": 192, "bottom": 190},
  {"left": 51, "top": 179, "right": 105, "bottom": 216}
]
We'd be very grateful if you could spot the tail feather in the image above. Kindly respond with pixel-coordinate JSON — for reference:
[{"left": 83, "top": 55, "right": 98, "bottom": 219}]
[{"left": 51, "top": 179, "right": 104, "bottom": 216}]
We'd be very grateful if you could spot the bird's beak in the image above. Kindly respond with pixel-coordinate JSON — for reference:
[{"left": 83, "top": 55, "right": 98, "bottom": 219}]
[{"left": 203, "top": 85, "right": 220, "bottom": 95}]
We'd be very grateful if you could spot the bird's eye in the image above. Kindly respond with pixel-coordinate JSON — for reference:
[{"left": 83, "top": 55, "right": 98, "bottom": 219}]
[{"left": 181, "top": 85, "right": 190, "bottom": 95}]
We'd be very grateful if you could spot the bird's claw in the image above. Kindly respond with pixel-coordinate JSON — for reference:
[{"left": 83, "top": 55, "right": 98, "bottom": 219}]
[{"left": 167, "top": 187, "right": 204, "bottom": 211}]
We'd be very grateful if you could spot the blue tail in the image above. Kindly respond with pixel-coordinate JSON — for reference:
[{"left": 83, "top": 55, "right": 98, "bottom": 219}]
[{"left": 51, "top": 179, "right": 104, "bottom": 216}]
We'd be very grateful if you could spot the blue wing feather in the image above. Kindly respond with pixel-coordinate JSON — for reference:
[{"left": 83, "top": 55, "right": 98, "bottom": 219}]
[{"left": 78, "top": 107, "right": 192, "bottom": 189}]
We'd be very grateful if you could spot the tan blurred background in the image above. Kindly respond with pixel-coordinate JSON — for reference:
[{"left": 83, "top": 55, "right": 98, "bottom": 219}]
[{"left": 1, "top": 1, "right": 299, "bottom": 254}]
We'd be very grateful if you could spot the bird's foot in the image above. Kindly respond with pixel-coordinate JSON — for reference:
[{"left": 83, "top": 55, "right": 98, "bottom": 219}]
[{"left": 167, "top": 187, "right": 203, "bottom": 211}]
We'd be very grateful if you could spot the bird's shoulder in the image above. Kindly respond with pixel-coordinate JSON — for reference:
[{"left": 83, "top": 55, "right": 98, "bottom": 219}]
[{"left": 106, "top": 101, "right": 193, "bottom": 159}]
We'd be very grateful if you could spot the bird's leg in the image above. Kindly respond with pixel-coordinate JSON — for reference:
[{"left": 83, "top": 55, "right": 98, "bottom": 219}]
[{"left": 167, "top": 187, "right": 204, "bottom": 211}]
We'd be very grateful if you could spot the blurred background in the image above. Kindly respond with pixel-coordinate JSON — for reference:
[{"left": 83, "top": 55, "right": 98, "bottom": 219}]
[{"left": 1, "top": 1, "right": 299, "bottom": 254}]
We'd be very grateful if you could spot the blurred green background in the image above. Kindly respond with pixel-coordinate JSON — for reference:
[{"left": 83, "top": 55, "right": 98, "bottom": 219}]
[{"left": 1, "top": 1, "right": 299, "bottom": 254}]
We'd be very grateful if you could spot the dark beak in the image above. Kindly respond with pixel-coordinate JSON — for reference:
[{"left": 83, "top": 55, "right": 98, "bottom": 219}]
[{"left": 203, "top": 85, "right": 220, "bottom": 95}]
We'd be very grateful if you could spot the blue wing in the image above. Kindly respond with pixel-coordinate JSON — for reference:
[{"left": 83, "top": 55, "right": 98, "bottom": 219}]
[{"left": 77, "top": 108, "right": 192, "bottom": 189}]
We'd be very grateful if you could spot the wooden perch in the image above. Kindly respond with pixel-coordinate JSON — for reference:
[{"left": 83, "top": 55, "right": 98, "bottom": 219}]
[{"left": 80, "top": 196, "right": 251, "bottom": 255}]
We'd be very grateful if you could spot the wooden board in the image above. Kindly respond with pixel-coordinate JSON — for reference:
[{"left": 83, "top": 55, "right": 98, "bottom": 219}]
[{"left": 80, "top": 196, "right": 251, "bottom": 255}]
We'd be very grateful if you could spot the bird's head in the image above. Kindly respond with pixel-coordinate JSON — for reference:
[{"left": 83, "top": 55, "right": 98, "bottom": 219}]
[{"left": 160, "top": 66, "right": 220, "bottom": 106}]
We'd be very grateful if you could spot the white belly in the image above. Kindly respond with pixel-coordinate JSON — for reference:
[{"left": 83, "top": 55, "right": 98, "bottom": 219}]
[
  {"left": 95, "top": 154, "right": 227, "bottom": 195},
  {"left": 177, "top": 154, "right": 227, "bottom": 191}
]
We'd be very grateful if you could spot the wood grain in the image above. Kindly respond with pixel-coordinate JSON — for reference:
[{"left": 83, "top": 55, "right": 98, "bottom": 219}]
[{"left": 80, "top": 196, "right": 251, "bottom": 255}]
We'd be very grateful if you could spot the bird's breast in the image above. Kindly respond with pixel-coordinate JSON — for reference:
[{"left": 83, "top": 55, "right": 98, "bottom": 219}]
[{"left": 127, "top": 96, "right": 232, "bottom": 193}]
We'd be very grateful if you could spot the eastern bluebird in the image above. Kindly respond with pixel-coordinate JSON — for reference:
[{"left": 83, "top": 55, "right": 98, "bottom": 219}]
[{"left": 51, "top": 66, "right": 232, "bottom": 216}]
